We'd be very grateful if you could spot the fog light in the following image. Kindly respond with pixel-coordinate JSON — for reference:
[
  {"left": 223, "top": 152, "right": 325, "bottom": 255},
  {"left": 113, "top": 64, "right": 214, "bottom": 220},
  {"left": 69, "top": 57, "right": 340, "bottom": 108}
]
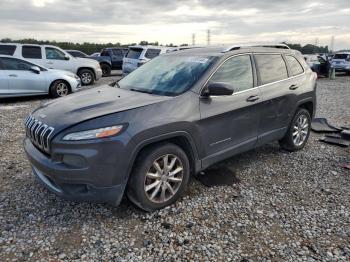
[{"left": 62, "top": 154, "right": 87, "bottom": 168}]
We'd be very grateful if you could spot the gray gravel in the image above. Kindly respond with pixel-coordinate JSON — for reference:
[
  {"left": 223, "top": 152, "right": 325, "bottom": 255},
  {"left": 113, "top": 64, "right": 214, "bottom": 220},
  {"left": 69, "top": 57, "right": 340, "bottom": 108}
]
[{"left": 0, "top": 74, "right": 349, "bottom": 261}]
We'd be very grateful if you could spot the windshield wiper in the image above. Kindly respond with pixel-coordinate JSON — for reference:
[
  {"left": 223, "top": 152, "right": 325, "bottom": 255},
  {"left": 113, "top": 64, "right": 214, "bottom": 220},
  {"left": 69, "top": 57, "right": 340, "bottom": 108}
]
[{"left": 129, "top": 88, "right": 154, "bottom": 94}]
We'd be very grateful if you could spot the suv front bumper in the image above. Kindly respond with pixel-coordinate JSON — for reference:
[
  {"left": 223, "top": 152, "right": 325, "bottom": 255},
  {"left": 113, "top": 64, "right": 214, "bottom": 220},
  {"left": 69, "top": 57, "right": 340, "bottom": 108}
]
[{"left": 23, "top": 137, "right": 128, "bottom": 205}]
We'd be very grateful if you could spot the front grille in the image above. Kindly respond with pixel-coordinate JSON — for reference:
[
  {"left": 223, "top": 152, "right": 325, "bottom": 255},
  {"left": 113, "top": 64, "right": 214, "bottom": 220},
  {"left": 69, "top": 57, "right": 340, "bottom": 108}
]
[{"left": 24, "top": 115, "right": 54, "bottom": 154}]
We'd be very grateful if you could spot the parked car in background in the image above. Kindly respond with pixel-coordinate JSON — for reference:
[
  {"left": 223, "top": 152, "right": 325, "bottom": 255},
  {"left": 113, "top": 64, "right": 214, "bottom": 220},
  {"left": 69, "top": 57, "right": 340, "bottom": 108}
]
[
  {"left": 0, "top": 43, "right": 102, "bottom": 85},
  {"left": 90, "top": 48, "right": 128, "bottom": 76},
  {"left": 24, "top": 45, "right": 316, "bottom": 211},
  {"left": 122, "top": 45, "right": 171, "bottom": 75},
  {"left": 304, "top": 54, "right": 330, "bottom": 77},
  {"left": 65, "top": 50, "right": 89, "bottom": 58},
  {"left": 0, "top": 55, "right": 81, "bottom": 98},
  {"left": 331, "top": 52, "right": 350, "bottom": 75},
  {"left": 90, "top": 52, "right": 100, "bottom": 58}
]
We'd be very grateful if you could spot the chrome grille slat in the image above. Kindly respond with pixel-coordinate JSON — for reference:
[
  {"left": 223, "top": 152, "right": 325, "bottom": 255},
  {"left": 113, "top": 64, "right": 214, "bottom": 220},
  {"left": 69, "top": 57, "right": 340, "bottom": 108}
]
[{"left": 24, "top": 115, "right": 54, "bottom": 154}]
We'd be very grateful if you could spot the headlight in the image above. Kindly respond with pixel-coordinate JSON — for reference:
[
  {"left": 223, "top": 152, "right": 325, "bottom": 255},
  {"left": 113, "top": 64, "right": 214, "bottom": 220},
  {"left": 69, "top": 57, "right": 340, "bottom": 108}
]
[{"left": 63, "top": 125, "right": 123, "bottom": 141}]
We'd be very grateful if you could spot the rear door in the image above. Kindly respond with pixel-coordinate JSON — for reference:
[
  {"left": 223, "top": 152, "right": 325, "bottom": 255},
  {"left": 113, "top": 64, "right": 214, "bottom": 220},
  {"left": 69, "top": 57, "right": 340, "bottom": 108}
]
[
  {"left": 0, "top": 59, "right": 9, "bottom": 95},
  {"left": 198, "top": 54, "right": 261, "bottom": 167},
  {"left": 21, "top": 45, "right": 44, "bottom": 65},
  {"left": 254, "top": 53, "right": 299, "bottom": 145},
  {"left": 0, "top": 57, "right": 46, "bottom": 95}
]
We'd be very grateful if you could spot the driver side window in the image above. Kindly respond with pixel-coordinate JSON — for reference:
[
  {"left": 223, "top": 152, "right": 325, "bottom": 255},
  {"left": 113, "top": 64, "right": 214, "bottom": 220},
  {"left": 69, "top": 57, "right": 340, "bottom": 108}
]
[
  {"left": 45, "top": 47, "right": 66, "bottom": 60},
  {"left": 210, "top": 55, "right": 254, "bottom": 93}
]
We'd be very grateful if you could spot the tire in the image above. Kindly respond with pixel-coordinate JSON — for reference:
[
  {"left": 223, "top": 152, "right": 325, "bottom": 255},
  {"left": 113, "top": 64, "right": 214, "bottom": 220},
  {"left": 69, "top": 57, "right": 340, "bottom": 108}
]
[
  {"left": 50, "top": 80, "right": 70, "bottom": 98},
  {"left": 127, "top": 143, "right": 190, "bottom": 211},
  {"left": 101, "top": 63, "right": 111, "bottom": 77},
  {"left": 78, "top": 69, "right": 94, "bottom": 85},
  {"left": 279, "top": 108, "right": 311, "bottom": 151}
]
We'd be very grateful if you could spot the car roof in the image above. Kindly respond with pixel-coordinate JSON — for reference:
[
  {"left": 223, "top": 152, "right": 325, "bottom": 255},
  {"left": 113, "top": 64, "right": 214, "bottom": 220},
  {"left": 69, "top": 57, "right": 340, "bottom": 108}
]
[{"left": 128, "top": 45, "right": 170, "bottom": 50}]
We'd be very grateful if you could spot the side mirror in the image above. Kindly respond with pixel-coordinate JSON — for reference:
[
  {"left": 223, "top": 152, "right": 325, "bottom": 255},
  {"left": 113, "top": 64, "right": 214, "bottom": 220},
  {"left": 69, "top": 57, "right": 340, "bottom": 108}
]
[
  {"left": 201, "top": 82, "right": 234, "bottom": 97},
  {"left": 64, "top": 55, "right": 70, "bottom": 60},
  {"left": 30, "top": 66, "right": 41, "bottom": 74}
]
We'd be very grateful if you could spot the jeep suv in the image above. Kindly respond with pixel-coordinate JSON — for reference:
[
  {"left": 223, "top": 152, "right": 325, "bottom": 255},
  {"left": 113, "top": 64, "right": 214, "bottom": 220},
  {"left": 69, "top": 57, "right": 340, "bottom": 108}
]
[
  {"left": 331, "top": 52, "right": 350, "bottom": 75},
  {"left": 0, "top": 43, "right": 102, "bottom": 85},
  {"left": 24, "top": 45, "right": 317, "bottom": 211}
]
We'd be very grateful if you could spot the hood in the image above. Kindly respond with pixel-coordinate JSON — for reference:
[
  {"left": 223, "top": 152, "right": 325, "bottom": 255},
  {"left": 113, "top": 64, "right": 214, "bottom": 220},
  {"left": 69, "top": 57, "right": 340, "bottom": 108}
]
[{"left": 31, "top": 86, "right": 171, "bottom": 134}]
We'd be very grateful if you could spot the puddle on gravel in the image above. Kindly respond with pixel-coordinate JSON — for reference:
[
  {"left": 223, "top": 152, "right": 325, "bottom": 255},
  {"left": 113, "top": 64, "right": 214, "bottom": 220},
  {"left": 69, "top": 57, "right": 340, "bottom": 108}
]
[{"left": 195, "top": 166, "right": 240, "bottom": 187}]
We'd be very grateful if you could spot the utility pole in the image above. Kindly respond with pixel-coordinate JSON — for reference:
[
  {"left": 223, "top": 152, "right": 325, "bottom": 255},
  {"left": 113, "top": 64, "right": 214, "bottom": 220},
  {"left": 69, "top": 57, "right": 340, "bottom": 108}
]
[
  {"left": 207, "top": 29, "right": 211, "bottom": 46},
  {"left": 192, "top": 33, "right": 196, "bottom": 46},
  {"left": 330, "top": 35, "right": 335, "bottom": 53}
]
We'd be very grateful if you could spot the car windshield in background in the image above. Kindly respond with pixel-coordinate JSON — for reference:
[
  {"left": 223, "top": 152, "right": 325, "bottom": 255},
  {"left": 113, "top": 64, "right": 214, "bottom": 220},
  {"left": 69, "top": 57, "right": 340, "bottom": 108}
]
[
  {"left": 119, "top": 55, "right": 216, "bottom": 96},
  {"left": 126, "top": 48, "right": 143, "bottom": 59},
  {"left": 333, "top": 54, "right": 348, "bottom": 59}
]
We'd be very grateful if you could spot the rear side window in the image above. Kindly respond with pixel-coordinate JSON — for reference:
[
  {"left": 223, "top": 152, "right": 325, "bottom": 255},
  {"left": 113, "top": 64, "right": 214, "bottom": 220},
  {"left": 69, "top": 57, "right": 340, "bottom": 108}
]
[
  {"left": 333, "top": 54, "right": 349, "bottom": 59},
  {"left": 126, "top": 48, "right": 143, "bottom": 59},
  {"left": 45, "top": 47, "right": 66, "bottom": 60},
  {"left": 100, "top": 49, "right": 110, "bottom": 56},
  {"left": 22, "top": 46, "right": 42, "bottom": 59},
  {"left": 286, "top": 55, "right": 304, "bottom": 76},
  {"left": 145, "top": 49, "right": 161, "bottom": 59},
  {"left": 255, "top": 54, "right": 288, "bottom": 85},
  {"left": 0, "top": 57, "right": 34, "bottom": 70},
  {"left": 210, "top": 55, "right": 254, "bottom": 92},
  {"left": 112, "top": 49, "right": 122, "bottom": 56},
  {"left": 0, "top": 45, "right": 16, "bottom": 55}
]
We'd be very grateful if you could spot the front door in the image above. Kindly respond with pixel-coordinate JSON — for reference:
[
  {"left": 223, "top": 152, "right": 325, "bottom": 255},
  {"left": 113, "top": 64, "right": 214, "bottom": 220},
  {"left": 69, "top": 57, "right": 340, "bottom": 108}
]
[
  {"left": 1, "top": 57, "right": 46, "bottom": 95},
  {"left": 111, "top": 49, "right": 123, "bottom": 69},
  {"left": 44, "top": 46, "right": 73, "bottom": 72},
  {"left": 198, "top": 54, "right": 261, "bottom": 168}
]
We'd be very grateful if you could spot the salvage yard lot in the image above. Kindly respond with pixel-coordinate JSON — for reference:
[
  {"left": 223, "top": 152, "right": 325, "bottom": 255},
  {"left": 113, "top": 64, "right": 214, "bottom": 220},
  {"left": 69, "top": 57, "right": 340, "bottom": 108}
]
[{"left": 0, "top": 75, "right": 349, "bottom": 261}]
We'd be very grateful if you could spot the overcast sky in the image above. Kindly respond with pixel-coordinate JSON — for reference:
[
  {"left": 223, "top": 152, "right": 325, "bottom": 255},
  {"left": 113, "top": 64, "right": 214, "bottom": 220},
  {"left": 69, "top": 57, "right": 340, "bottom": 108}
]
[{"left": 0, "top": 0, "right": 349, "bottom": 49}]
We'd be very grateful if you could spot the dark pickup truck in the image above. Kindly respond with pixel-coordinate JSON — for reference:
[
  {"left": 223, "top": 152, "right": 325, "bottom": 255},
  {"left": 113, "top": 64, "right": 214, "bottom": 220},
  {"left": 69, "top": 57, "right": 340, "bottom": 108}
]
[{"left": 92, "top": 48, "right": 128, "bottom": 76}]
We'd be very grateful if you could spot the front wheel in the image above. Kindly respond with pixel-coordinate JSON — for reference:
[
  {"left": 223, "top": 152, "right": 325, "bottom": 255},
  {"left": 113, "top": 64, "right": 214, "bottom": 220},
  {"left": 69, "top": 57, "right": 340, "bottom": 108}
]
[
  {"left": 279, "top": 108, "right": 311, "bottom": 151},
  {"left": 78, "top": 69, "right": 94, "bottom": 85},
  {"left": 127, "top": 143, "right": 190, "bottom": 211},
  {"left": 101, "top": 64, "right": 111, "bottom": 77},
  {"left": 50, "top": 80, "right": 70, "bottom": 98}
]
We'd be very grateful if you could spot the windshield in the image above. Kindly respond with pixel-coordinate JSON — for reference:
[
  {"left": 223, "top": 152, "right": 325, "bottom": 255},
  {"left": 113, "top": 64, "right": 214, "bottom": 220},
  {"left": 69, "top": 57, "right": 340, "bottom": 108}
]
[
  {"left": 118, "top": 55, "right": 216, "bottom": 96},
  {"left": 333, "top": 54, "right": 349, "bottom": 60}
]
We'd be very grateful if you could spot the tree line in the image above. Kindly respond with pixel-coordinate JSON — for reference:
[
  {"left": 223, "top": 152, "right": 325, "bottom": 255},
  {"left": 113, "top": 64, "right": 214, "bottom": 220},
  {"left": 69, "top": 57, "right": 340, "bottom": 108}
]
[{"left": 1, "top": 38, "right": 333, "bottom": 55}]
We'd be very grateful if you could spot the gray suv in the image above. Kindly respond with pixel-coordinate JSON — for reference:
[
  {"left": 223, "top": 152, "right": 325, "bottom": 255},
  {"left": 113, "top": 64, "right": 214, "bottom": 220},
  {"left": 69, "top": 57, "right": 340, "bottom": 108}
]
[{"left": 24, "top": 45, "right": 317, "bottom": 211}]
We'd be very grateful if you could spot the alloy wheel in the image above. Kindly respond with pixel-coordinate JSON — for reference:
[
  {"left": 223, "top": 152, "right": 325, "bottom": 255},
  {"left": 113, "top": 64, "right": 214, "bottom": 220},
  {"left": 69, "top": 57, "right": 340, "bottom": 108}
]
[
  {"left": 292, "top": 114, "right": 309, "bottom": 146},
  {"left": 56, "top": 82, "right": 69, "bottom": 97},
  {"left": 144, "top": 154, "right": 184, "bottom": 203},
  {"left": 81, "top": 72, "right": 92, "bottom": 84}
]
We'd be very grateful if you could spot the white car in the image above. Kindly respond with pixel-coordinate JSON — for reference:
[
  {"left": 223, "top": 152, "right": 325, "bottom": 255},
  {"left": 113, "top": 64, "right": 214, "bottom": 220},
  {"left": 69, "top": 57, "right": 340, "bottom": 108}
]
[
  {"left": 0, "top": 55, "right": 81, "bottom": 98},
  {"left": 0, "top": 43, "right": 102, "bottom": 85},
  {"left": 122, "top": 45, "right": 172, "bottom": 75}
]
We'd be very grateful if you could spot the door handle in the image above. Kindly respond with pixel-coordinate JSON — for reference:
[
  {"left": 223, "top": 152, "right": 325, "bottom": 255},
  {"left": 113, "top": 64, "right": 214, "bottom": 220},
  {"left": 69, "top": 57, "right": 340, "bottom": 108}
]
[
  {"left": 246, "top": 95, "right": 260, "bottom": 102},
  {"left": 8, "top": 74, "right": 17, "bottom": 77},
  {"left": 289, "top": 84, "right": 299, "bottom": 90},
  {"left": 47, "top": 62, "right": 54, "bottom": 65}
]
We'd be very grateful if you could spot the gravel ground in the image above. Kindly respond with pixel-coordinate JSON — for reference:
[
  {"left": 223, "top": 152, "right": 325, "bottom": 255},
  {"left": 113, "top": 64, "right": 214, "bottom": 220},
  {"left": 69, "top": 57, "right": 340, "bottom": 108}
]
[{"left": 0, "top": 74, "right": 349, "bottom": 261}]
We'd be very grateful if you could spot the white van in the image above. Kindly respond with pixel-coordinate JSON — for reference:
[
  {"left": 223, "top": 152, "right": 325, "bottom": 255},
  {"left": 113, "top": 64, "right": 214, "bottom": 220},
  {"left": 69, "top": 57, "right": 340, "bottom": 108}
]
[
  {"left": 0, "top": 43, "right": 102, "bottom": 85},
  {"left": 122, "top": 45, "right": 171, "bottom": 75}
]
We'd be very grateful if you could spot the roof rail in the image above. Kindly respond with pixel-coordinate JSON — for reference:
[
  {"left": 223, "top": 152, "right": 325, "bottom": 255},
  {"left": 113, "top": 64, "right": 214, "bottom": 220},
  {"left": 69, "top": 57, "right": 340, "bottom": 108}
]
[{"left": 222, "top": 43, "right": 290, "bottom": 53}]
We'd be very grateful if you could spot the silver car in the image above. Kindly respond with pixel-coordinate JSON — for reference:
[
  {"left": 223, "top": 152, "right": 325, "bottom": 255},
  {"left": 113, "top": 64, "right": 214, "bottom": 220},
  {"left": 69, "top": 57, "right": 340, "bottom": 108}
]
[{"left": 0, "top": 55, "right": 81, "bottom": 98}]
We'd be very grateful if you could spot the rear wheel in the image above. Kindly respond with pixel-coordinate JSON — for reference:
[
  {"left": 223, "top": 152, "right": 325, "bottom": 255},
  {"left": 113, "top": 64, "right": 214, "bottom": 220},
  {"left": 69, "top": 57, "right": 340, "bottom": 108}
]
[
  {"left": 279, "top": 108, "right": 311, "bottom": 151},
  {"left": 101, "top": 63, "right": 111, "bottom": 77},
  {"left": 78, "top": 69, "right": 94, "bottom": 85},
  {"left": 50, "top": 80, "right": 70, "bottom": 98},
  {"left": 127, "top": 143, "right": 190, "bottom": 211}
]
